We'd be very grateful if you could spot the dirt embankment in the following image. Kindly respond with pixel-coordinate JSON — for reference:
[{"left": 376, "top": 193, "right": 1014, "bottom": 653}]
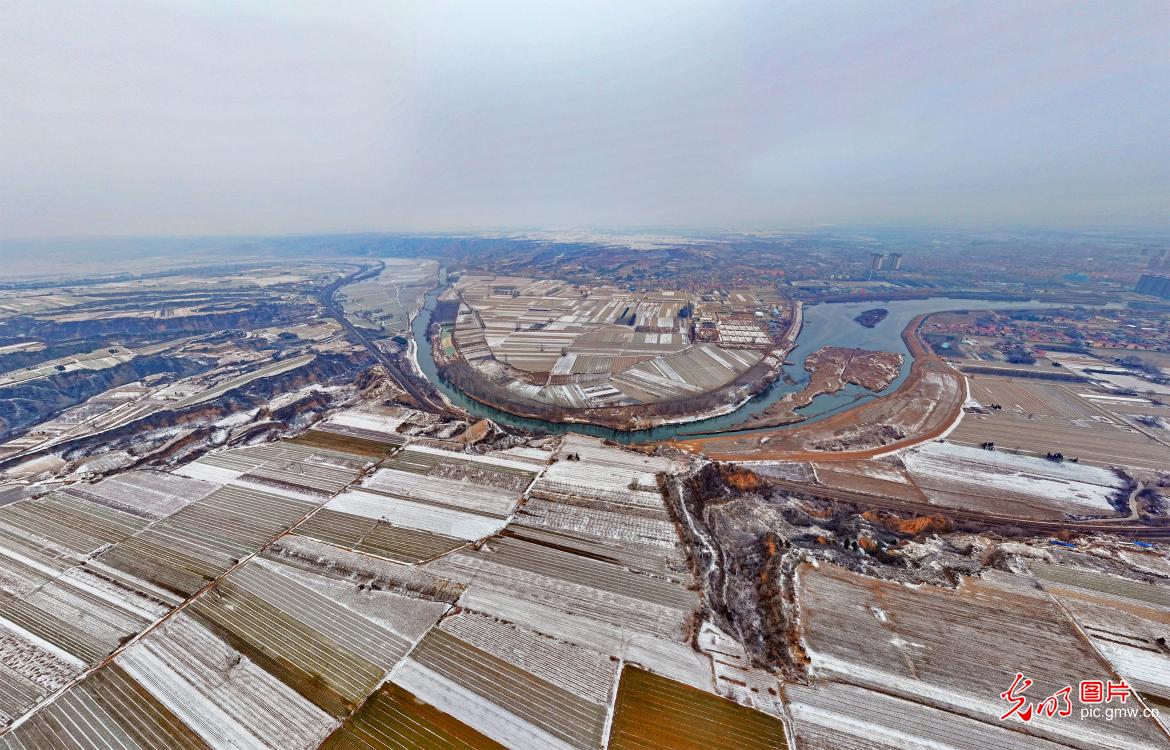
[
  {"left": 738, "top": 347, "right": 903, "bottom": 429},
  {"left": 671, "top": 314, "right": 966, "bottom": 461}
]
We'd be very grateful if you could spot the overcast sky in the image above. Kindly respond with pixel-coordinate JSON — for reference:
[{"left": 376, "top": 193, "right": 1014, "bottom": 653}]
[{"left": 2, "top": 0, "right": 1167, "bottom": 238}]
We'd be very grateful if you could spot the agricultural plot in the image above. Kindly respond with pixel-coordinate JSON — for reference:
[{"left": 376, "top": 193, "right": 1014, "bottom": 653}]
[
  {"left": 118, "top": 613, "right": 336, "bottom": 749},
  {"left": 0, "top": 419, "right": 487, "bottom": 744},
  {"left": 1031, "top": 559, "right": 1170, "bottom": 723},
  {"left": 608, "top": 665, "right": 787, "bottom": 750},
  {"left": 257, "top": 539, "right": 456, "bottom": 641},
  {"left": 177, "top": 438, "right": 374, "bottom": 499},
  {"left": 901, "top": 440, "right": 1128, "bottom": 519},
  {"left": 292, "top": 442, "right": 535, "bottom": 563},
  {"left": 176, "top": 433, "right": 374, "bottom": 493},
  {"left": 610, "top": 344, "right": 762, "bottom": 403},
  {"left": 0, "top": 526, "right": 73, "bottom": 596},
  {"left": 0, "top": 410, "right": 814, "bottom": 747},
  {"left": 531, "top": 434, "right": 675, "bottom": 512},
  {"left": 426, "top": 535, "right": 697, "bottom": 636},
  {"left": 0, "top": 492, "right": 149, "bottom": 563},
  {"left": 292, "top": 507, "right": 468, "bottom": 564},
  {"left": 487, "top": 445, "right": 556, "bottom": 467},
  {"left": 953, "top": 374, "right": 1170, "bottom": 473},
  {"left": 231, "top": 442, "right": 370, "bottom": 496},
  {"left": 0, "top": 624, "right": 83, "bottom": 728},
  {"left": 785, "top": 681, "right": 1070, "bottom": 750},
  {"left": 380, "top": 444, "right": 537, "bottom": 493},
  {"left": 809, "top": 459, "right": 927, "bottom": 503},
  {"left": 320, "top": 682, "right": 506, "bottom": 750},
  {"left": 311, "top": 419, "right": 409, "bottom": 451},
  {"left": 501, "top": 521, "right": 689, "bottom": 581},
  {"left": 0, "top": 429, "right": 340, "bottom": 696},
  {"left": 439, "top": 612, "right": 616, "bottom": 706},
  {"left": 408, "top": 435, "right": 718, "bottom": 745},
  {"left": 362, "top": 469, "right": 520, "bottom": 518},
  {"left": 286, "top": 427, "right": 402, "bottom": 459},
  {"left": 796, "top": 563, "right": 1169, "bottom": 749},
  {"left": 0, "top": 663, "right": 211, "bottom": 750},
  {"left": 1, "top": 563, "right": 168, "bottom": 669},
  {"left": 950, "top": 410, "right": 1170, "bottom": 473},
  {"left": 393, "top": 627, "right": 608, "bottom": 750},
  {"left": 967, "top": 377, "right": 1101, "bottom": 421},
  {"left": 95, "top": 482, "right": 319, "bottom": 599},
  {"left": 321, "top": 489, "right": 504, "bottom": 542},
  {"left": 403, "top": 431, "right": 732, "bottom": 748},
  {"left": 189, "top": 560, "right": 411, "bottom": 718},
  {"left": 58, "top": 471, "right": 218, "bottom": 520},
  {"left": 450, "top": 275, "right": 769, "bottom": 409},
  {"left": 5, "top": 573, "right": 358, "bottom": 748},
  {"left": 318, "top": 409, "right": 414, "bottom": 440}
]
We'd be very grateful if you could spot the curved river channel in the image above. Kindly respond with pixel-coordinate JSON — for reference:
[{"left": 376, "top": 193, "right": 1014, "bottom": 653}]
[{"left": 410, "top": 278, "right": 1047, "bottom": 444}]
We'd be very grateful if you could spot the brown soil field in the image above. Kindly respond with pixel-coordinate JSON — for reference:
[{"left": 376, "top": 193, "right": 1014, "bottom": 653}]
[
  {"left": 286, "top": 429, "right": 399, "bottom": 459},
  {"left": 458, "top": 419, "right": 492, "bottom": 444},
  {"left": 810, "top": 460, "right": 928, "bottom": 503},
  {"left": 320, "top": 682, "right": 506, "bottom": 750},
  {"left": 608, "top": 665, "right": 788, "bottom": 750}
]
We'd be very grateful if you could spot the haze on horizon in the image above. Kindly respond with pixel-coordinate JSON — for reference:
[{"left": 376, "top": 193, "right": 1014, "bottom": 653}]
[{"left": 2, "top": 0, "right": 1167, "bottom": 240}]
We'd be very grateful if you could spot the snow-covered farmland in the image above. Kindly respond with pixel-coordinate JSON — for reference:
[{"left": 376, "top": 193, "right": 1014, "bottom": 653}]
[{"left": 902, "top": 440, "right": 1127, "bottom": 517}]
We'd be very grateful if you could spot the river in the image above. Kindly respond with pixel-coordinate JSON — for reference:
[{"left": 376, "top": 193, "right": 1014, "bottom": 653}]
[{"left": 410, "top": 280, "right": 1048, "bottom": 444}]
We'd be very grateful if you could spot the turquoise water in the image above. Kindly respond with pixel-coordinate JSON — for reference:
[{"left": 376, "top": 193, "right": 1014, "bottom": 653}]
[{"left": 410, "top": 280, "right": 1045, "bottom": 443}]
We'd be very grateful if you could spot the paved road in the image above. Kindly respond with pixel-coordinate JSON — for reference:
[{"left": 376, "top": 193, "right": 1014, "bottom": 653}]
[{"left": 319, "top": 263, "right": 450, "bottom": 415}]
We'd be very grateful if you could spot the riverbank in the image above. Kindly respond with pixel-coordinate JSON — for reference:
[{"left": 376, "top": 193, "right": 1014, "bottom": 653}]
[
  {"left": 733, "top": 346, "right": 903, "bottom": 430},
  {"left": 410, "top": 288, "right": 1042, "bottom": 443},
  {"left": 670, "top": 314, "right": 967, "bottom": 460}
]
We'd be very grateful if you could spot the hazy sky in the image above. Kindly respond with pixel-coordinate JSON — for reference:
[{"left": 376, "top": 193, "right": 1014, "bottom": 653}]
[{"left": 2, "top": 0, "right": 1167, "bottom": 238}]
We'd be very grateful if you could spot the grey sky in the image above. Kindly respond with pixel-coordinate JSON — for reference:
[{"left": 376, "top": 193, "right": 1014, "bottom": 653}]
[{"left": 2, "top": 0, "right": 1167, "bottom": 238}]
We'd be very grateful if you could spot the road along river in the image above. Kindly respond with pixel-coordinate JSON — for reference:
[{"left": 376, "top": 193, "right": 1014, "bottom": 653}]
[{"left": 410, "top": 282, "right": 1048, "bottom": 444}]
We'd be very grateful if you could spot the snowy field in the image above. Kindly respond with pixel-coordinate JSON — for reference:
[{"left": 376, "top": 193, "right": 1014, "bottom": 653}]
[{"left": 902, "top": 440, "right": 1126, "bottom": 516}]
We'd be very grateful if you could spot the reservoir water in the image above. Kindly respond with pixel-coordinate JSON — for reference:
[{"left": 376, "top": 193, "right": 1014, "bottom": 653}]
[{"left": 410, "top": 281, "right": 1047, "bottom": 443}]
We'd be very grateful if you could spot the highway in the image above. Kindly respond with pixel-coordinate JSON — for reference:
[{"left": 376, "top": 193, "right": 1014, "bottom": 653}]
[{"left": 318, "top": 263, "right": 451, "bottom": 415}]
